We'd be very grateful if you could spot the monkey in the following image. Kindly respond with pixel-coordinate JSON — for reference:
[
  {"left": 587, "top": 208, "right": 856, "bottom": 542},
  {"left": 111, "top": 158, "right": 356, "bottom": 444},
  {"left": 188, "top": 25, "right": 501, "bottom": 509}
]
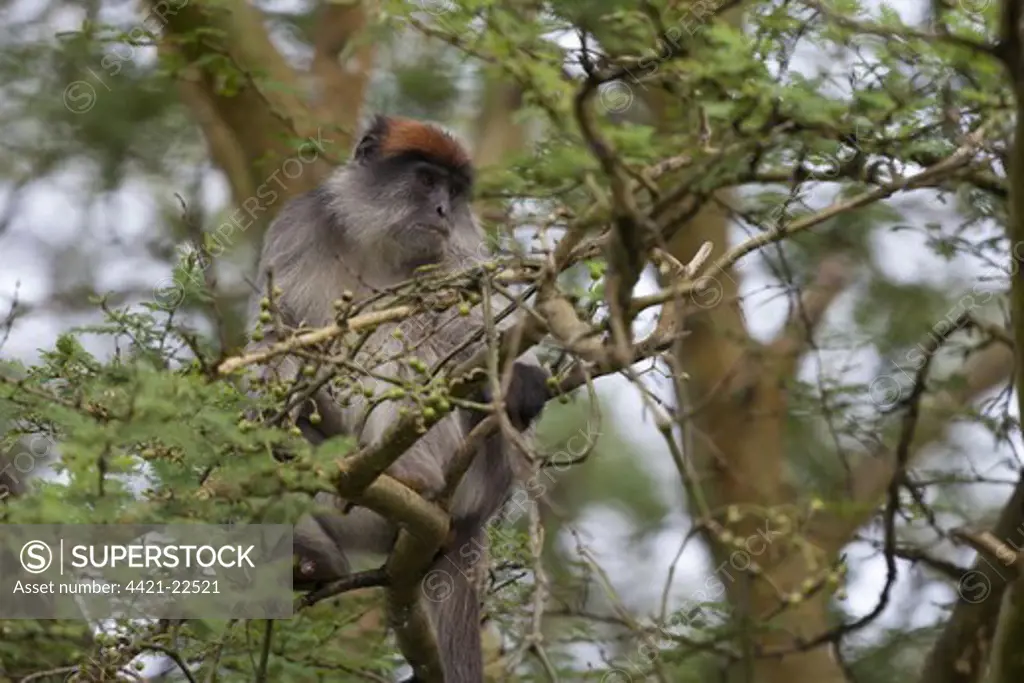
[{"left": 243, "top": 114, "right": 550, "bottom": 683}]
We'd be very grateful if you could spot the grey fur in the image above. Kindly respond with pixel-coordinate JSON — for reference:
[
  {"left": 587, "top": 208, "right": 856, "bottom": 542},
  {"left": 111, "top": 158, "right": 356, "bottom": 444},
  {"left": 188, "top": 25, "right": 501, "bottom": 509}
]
[{"left": 244, "top": 150, "right": 544, "bottom": 682}]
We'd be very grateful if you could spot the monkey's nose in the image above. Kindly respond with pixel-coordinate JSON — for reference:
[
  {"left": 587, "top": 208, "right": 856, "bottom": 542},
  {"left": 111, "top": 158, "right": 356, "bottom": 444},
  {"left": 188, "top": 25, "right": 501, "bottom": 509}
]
[{"left": 435, "top": 203, "right": 448, "bottom": 218}]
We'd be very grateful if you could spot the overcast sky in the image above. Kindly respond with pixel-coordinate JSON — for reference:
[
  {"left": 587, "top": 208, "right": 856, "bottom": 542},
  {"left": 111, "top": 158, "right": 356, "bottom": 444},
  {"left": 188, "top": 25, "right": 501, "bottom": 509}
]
[{"left": 0, "top": 0, "right": 1017, "bottom": 676}]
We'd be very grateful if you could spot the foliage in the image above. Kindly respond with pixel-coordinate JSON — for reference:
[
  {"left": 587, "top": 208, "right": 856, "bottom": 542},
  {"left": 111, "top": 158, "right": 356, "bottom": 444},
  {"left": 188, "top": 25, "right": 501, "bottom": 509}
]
[{"left": 0, "top": 0, "right": 1018, "bottom": 681}]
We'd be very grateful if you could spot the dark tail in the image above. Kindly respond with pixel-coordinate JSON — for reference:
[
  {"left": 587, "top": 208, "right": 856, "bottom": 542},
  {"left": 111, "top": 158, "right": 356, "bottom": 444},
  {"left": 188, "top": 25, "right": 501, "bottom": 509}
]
[{"left": 420, "top": 521, "right": 487, "bottom": 683}]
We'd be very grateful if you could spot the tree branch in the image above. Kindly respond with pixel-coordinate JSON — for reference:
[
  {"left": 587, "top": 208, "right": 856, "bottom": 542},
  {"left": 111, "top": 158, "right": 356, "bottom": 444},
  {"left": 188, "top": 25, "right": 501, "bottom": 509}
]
[
  {"left": 813, "top": 337, "right": 1015, "bottom": 553},
  {"left": 310, "top": 0, "right": 376, "bottom": 125},
  {"left": 155, "top": 0, "right": 345, "bottom": 212},
  {"left": 767, "top": 252, "right": 857, "bottom": 380},
  {"left": 918, "top": 475, "right": 1024, "bottom": 683}
]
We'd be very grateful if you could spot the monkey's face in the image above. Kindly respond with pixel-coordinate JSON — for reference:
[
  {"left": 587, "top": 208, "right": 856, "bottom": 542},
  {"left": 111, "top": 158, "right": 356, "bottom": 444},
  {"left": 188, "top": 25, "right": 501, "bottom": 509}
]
[{"left": 370, "top": 154, "right": 474, "bottom": 270}]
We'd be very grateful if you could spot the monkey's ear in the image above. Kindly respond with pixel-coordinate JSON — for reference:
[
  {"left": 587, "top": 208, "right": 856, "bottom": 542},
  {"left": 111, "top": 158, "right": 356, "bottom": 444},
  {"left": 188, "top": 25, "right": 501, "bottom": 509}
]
[{"left": 352, "top": 114, "right": 390, "bottom": 162}]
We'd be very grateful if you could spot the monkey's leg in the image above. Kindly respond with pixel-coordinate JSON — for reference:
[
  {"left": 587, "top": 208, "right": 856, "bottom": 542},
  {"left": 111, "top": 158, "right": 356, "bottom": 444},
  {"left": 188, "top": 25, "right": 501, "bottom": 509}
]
[{"left": 382, "top": 433, "right": 449, "bottom": 497}]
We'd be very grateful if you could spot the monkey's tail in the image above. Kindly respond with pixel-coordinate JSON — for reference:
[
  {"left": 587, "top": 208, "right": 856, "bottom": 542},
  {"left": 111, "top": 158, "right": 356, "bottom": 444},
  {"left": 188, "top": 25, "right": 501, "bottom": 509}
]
[{"left": 420, "top": 521, "right": 487, "bottom": 683}]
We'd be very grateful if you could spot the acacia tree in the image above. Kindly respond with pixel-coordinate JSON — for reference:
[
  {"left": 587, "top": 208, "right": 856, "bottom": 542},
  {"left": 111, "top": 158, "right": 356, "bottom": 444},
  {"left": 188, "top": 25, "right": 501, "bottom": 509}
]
[{"left": 1, "top": 0, "right": 1023, "bottom": 682}]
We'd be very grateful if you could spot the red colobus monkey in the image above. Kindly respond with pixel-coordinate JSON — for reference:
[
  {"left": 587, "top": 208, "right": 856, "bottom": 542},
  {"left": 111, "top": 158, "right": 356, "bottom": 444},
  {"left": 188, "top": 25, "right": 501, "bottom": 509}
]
[{"left": 245, "top": 115, "right": 549, "bottom": 682}]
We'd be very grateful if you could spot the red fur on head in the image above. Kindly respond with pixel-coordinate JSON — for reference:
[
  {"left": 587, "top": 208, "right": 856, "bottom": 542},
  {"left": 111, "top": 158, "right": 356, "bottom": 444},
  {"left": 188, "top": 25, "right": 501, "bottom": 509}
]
[{"left": 375, "top": 116, "right": 472, "bottom": 171}]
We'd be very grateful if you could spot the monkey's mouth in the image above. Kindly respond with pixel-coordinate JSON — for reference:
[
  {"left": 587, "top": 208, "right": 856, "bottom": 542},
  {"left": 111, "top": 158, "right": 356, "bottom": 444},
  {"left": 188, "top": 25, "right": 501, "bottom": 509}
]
[{"left": 420, "top": 224, "right": 450, "bottom": 237}]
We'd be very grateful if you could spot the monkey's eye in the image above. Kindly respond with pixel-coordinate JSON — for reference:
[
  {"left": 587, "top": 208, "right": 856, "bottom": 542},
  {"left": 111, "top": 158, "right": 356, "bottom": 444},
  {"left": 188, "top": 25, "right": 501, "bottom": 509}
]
[{"left": 415, "top": 167, "right": 440, "bottom": 190}]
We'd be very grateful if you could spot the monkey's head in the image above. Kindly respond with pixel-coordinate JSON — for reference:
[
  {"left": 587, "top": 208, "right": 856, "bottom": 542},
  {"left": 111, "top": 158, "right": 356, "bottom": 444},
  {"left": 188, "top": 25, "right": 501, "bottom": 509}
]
[{"left": 333, "top": 114, "right": 480, "bottom": 272}]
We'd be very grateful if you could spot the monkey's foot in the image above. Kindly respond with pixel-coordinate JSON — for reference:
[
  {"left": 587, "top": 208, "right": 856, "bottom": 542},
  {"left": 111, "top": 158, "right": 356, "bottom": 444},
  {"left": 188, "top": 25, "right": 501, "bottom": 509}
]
[{"left": 292, "top": 555, "right": 323, "bottom": 586}]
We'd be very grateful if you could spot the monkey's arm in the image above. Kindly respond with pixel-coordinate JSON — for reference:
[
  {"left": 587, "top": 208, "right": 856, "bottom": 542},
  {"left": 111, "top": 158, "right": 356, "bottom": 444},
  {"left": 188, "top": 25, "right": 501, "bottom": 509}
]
[
  {"left": 343, "top": 326, "right": 452, "bottom": 498},
  {"left": 243, "top": 310, "right": 402, "bottom": 585}
]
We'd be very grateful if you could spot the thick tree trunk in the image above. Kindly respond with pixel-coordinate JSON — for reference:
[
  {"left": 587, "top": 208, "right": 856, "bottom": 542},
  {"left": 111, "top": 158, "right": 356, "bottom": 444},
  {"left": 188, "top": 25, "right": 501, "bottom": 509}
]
[
  {"left": 664, "top": 199, "right": 847, "bottom": 683},
  {"left": 650, "top": 7, "right": 1014, "bottom": 680},
  {"left": 985, "top": 3, "right": 1024, "bottom": 682},
  {"left": 156, "top": 0, "right": 366, "bottom": 220}
]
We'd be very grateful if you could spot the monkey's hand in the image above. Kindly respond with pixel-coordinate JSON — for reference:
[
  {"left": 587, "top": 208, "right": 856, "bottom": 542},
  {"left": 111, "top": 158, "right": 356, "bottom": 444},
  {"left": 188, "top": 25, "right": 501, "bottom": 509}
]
[{"left": 488, "top": 362, "right": 550, "bottom": 431}]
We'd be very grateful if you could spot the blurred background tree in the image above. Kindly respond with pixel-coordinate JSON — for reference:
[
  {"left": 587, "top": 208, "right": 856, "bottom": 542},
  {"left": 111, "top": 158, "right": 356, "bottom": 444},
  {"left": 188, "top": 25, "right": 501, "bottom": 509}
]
[{"left": 0, "top": 0, "right": 1020, "bottom": 682}]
